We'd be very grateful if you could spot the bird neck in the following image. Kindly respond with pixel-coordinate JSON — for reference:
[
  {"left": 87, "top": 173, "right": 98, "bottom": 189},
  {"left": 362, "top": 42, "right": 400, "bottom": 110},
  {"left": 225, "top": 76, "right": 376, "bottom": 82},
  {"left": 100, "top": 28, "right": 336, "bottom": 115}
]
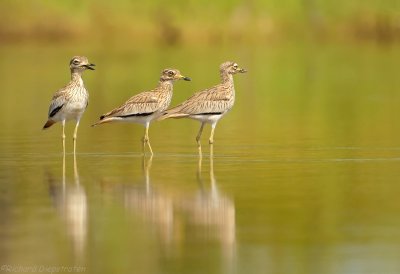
[
  {"left": 220, "top": 72, "right": 233, "bottom": 84},
  {"left": 71, "top": 71, "right": 84, "bottom": 86},
  {"left": 157, "top": 80, "right": 174, "bottom": 92}
]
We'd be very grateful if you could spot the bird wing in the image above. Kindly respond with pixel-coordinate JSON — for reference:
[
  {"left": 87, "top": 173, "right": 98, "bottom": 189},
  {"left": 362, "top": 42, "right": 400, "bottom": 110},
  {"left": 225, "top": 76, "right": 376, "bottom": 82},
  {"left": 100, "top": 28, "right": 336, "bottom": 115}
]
[
  {"left": 101, "top": 91, "right": 160, "bottom": 119},
  {"left": 166, "top": 84, "right": 231, "bottom": 115},
  {"left": 47, "top": 86, "right": 71, "bottom": 118}
]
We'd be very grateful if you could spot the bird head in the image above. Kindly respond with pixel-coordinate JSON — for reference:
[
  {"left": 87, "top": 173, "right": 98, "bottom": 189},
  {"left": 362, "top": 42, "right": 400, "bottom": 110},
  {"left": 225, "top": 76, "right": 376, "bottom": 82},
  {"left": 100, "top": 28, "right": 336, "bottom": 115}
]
[
  {"left": 160, "top": 68, "right": 191, "bottom": 82},
  {"left": 70, "top": 56, "right": 95, "bottom": 72},
  {"left": 220, "top": 61, "right": 247, "bottom": 75}
]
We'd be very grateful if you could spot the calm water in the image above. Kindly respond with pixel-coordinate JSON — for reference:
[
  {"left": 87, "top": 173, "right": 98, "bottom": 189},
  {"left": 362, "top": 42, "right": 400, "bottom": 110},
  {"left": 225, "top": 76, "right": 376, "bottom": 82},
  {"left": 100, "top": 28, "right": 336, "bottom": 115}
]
[{"left": 1, "top": 42, "right": 400, "bottom": 274}]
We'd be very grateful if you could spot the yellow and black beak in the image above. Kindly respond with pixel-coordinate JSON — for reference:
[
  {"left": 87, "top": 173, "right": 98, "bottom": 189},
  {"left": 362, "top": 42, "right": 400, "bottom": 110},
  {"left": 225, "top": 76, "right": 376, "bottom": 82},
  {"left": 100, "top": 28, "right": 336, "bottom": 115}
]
[
  {"left": 83, "top": 63, "right": 96, "bottom": 70},
  {"left": 238, "top": 67, "right": 247, "bottom": 73},
  {"left": 180, "top": 75, "right": 191, "bottom": 81}
]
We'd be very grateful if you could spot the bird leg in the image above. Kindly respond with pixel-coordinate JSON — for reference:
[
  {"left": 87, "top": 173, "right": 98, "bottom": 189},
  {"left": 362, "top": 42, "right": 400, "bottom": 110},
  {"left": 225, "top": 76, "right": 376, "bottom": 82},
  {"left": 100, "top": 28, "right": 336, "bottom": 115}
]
[
  {"left": 142, "top": 123, "right": 153, "bottom": 156},
  {"left": 62, "top": 147, "right": 66, "bottom": 188},
  {"left": 62, "top": 120, "right": 66, "bottom": 155},
  {"left": 73, "top": 120, "right": 80, "bottom": 155},
  {"left": 142, "top": 155, "right": 153, "bottom": 194},
  {"left": 196, "top": 122, "right": 205, "bottom": 146},
  {"left": 73, "top": 152, "right": 80, "bottom": 186},
  {"left": 196, "top": 150, "right": 203, "bottom": 187},
  {"left": 209, "top": 144, "right": 217, "bottom": 198},
  {"left": 196, "top": 122, "right": 205, "bottom": 155},
  {"left": 209, "top": 123, "right": 217, "bottom": 144}
]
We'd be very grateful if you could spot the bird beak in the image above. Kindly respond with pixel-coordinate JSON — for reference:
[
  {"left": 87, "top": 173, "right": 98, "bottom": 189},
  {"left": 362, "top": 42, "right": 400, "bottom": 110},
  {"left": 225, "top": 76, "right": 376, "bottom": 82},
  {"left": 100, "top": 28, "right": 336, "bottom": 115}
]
[
  {"left": 238, "top": 68, "right": 247, "bottom": 73},
  {"left": 83, "top": 63, "right": 96, "bottom": 70},
  {"left": 181, "top": 75, "right": 191, "bottom": 81}
]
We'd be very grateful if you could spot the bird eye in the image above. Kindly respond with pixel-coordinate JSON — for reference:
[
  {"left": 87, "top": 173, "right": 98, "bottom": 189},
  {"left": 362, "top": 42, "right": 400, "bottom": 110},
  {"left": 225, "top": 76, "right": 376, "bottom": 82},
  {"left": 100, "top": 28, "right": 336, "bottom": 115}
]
[
  {"left": 233, "top": 64, "right": 238, "bottom": 70},
  {"left": 73, "top": 59, "right": 80, "bottom": 65},
  {"left": 168, "top": 71, "right": 175, "bottom": 76}
]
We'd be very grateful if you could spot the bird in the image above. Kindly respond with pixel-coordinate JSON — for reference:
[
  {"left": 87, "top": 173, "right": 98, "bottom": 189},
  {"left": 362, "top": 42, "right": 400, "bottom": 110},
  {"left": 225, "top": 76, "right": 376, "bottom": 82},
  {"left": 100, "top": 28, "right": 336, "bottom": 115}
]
[
  {"left": 159, "top": 61, "right": 246, "bottom": 151},
  {"left": 43, "top": 56, "right": 95, "bottom": 154},
  {"left": 92, "top": 68, "right": 191, "bottom": 155}
]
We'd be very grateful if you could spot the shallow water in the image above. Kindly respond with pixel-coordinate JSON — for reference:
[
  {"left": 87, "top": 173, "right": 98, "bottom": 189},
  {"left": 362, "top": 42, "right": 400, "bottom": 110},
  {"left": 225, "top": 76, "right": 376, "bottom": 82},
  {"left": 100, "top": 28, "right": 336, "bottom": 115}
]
[{"left": 1, "top": 42, "right": 400, "bottom": 274}]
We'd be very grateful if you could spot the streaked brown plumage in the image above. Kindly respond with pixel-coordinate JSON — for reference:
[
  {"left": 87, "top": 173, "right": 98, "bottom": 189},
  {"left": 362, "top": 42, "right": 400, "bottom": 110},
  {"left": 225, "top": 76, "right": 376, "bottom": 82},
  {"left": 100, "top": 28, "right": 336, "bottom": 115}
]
[
  {"left": 42, "top": 56, "right": 95, "bottom": 154},
  {"left": 92, "top": 68, "right": 190, "bottom": 155},
  {"left": 160, "top": 61, "right": 246, "bottom": 150}
]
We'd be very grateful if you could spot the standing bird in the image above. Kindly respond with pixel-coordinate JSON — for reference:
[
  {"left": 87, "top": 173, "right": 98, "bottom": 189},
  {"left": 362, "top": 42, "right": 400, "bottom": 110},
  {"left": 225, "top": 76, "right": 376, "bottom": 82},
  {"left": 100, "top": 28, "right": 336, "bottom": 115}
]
[
  {"left": 91, "top": 68, "right": 191, "bottom": 155},
  {"left": 43, "top": 56, "right": 95, "bottom": 154},
  {"left": 159, "top": 61, "right": 246, "bottom": 151}
]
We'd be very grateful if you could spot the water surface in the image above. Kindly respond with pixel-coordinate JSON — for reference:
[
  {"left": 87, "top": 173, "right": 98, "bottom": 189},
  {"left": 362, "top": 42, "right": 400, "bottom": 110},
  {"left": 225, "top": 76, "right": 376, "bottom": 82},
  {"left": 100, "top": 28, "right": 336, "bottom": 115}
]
[{"left": 0, "top": 42, "right": 400, "bottom": 274}]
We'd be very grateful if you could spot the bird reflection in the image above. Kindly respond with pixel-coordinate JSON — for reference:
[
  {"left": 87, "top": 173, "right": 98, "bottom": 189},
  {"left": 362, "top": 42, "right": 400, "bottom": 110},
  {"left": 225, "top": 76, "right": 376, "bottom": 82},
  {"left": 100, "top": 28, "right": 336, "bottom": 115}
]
[
  {"left": 180, "top": 144, "right": 236, "bottom": 261},
  {"left": 120, "top": 147, "right": 235, "bottom": 264},
  {"left": 47, "top": 154, "right": 87, "bottom": 259},
  {"left": 123, "top": 156, "right": 174, "bottom": 244}
]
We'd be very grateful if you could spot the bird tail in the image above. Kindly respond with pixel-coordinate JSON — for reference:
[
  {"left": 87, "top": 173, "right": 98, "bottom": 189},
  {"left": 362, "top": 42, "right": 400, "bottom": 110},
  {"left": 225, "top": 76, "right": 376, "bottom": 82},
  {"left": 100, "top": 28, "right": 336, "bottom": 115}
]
[
  {"left": 157, "top": 112, "right": 170, "bottom": 121},
  {"left": 91, "top": 120, "right": 105, "bottom": 127},
  {"left": 157, "top": 105, "right": 189, "bottom": 121},
  {"left": 91, "top": 116, "right": 115, "bottom": 127},
  {"left": 43, "top": 119, "right": 56, "bottom": 129},
  {"left": 158, "top": 112, "right": 188, "bottom": 121}
]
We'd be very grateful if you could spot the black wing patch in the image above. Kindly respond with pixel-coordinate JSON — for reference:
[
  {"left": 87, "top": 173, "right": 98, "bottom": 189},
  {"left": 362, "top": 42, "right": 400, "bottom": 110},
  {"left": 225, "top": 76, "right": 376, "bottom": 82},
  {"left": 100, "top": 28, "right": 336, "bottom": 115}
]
[
  {"left": 194, "top": 112, "right": 223, "bottom": 115},
  {"left": 117, "top": 112, "right": 154, "bottom": 118},
  {"left": 49, "top": 104, "right": 64, "bottom": 118}
]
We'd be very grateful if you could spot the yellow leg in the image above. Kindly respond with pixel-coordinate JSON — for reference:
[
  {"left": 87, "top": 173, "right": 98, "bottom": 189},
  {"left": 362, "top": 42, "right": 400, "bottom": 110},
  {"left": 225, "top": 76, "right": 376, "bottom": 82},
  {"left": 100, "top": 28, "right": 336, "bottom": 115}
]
[
  {"left": 209, "top": 143, "right": 215, "bottom": 188},
  {"left": 142, "top": 154, "right": 153, "bottom": 194},
  {"left": 62, "top": 120, "right": 66, "bottom": 155},
  {"left": 198, "top": 147, "right": 203, "bottom": 172},
  {"left": 196, "top": 123, "right": 205, "bottom": 153},
  {"left": 142, "top": 135, "right": 145, "bottom": 155},
  {"left": 209, "top": 144, "right": 217, "bottom": 197},
  {"left": 209, "top": 123, "right": 217, "bottom": 144},
  {"left": 142, "top": 123, "right": 153, "bottom": 156},
  {"left": 73, "top": 120, "right": 80, "bottom": 155},
  {"left": 73, "top": 151, "right": 80, "bottom": 186},
  {"left": 62, "top": 146, "right": 66, "bottom": 189},
  {"left": 196, "top": 148, "right": 203, "bottom": 186}
]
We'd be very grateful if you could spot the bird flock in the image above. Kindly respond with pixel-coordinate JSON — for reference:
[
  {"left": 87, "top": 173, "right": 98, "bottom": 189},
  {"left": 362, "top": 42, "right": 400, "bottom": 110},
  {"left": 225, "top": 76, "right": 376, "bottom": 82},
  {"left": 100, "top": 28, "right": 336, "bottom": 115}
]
[{"left": 43, "top": 56, "right": 247, "bottom": 155}]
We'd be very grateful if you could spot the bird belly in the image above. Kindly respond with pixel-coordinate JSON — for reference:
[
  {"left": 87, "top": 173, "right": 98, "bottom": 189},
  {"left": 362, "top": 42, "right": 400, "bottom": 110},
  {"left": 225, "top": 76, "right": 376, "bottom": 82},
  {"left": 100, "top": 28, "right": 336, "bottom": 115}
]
[
  {"left": 189, "top": 113, "right": 225, "bottom": 124},
  {"left": 114, "top": 112, "right": 159, "bottom": 125},
  {"left": 59, "top": 102, "right": 87, "bottom": 121}
]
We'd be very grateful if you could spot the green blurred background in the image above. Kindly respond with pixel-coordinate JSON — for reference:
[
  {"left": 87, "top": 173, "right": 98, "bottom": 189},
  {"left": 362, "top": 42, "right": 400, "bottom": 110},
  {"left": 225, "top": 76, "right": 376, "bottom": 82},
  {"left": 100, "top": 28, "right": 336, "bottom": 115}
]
[
  {"left": 1, "top": 0, "right": 399, "bottom": 45},
  {"left": 1, "top": 1, "right": 400, "bottom": 274}
]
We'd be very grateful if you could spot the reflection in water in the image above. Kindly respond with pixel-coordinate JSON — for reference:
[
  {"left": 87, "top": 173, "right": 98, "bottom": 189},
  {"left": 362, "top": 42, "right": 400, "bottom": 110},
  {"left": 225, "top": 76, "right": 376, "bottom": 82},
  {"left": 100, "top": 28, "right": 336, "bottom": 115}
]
[
  {"left": 123, "top": 156, "right": 174, "bottom": 244},
  {"left": 47, "top": 154, "right": 87, "bottom": 259},
  {"left": 3, "top": 44, "right": 400, "bottom": 274},
  {"left": 180, "top": 145, "right": 236, "bottom": 263},
  {"left": 121, "top": 147, "right": 236, "bottom": 267}
]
